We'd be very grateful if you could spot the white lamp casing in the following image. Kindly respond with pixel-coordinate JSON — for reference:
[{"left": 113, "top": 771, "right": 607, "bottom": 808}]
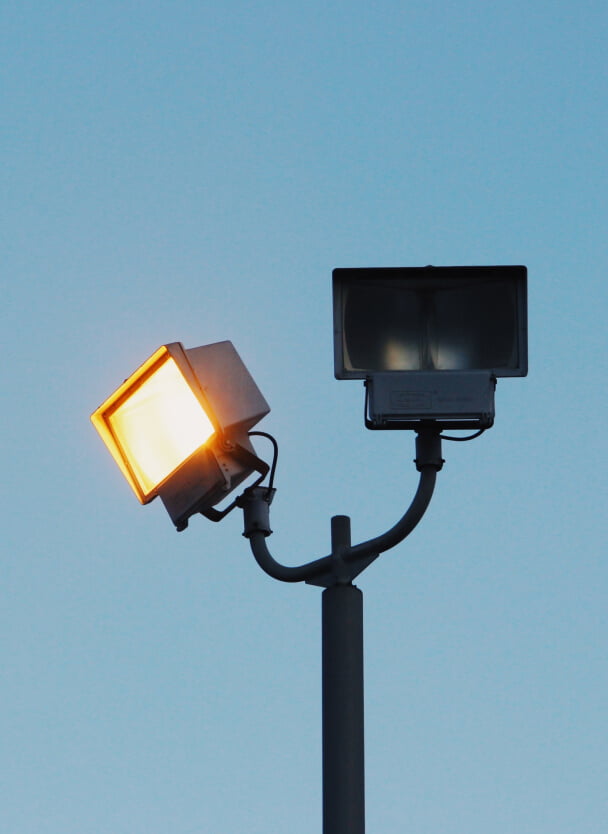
[{"left": 91, "top": 340, "right": 270, "bottom": 529}]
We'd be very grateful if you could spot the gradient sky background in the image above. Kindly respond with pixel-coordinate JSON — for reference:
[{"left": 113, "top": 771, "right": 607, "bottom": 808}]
[{"left": 3, "top": 2, "right": 607, "bottom": 832}]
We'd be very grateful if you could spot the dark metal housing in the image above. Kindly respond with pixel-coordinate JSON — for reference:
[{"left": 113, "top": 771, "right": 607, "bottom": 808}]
[
  {"left": 333, "top": 265, "right": 527, "bottom": 429},
  {"left": 333, "top": 265, "right": 528, "bottom": 379}
]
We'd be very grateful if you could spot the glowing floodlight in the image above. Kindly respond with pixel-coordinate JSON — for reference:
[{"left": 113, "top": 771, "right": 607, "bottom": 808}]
[
  {"left": 333, "top": 266, "right": 527, "bottom": 429},
  {"left": 91, "top": 341, "right": 270, "bottom": 530}
]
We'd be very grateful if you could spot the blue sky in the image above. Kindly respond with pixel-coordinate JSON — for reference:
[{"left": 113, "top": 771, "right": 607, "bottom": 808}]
[{"left": 3, "top": 2, "right": 607, "bottom": 832}]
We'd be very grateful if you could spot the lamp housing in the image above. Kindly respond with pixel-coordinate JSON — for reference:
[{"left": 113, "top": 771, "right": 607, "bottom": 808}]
[
  {"left": 91, "top": 341, "right": 270, "bottom": 529},
  {"left": 333, "top": 265, "right": 527, "bottom": 429}
]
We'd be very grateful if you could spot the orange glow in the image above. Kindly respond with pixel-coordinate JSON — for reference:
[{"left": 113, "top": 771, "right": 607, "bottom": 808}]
[{"left": 91, "top": 346, "right": 215, "bottom": 501}]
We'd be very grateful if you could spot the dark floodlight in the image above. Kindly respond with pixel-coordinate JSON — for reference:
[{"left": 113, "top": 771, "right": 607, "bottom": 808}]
[
  {"left": 333, "top": 265, "right": 527, "bottom": 429},
  {"left": 91, "top": 341, "right": 270, "bottom": 530}
]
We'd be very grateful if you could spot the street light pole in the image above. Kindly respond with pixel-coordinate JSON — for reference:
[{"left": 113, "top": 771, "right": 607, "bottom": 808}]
[
  {"left": 323, "top": 516, "right": 365, "bottom": 834},
  {"left": 91, "top": 264, "right": 527, "bottom": 834},
  {"left": 239, "top": 429, "right": 444, "bottom": 833}
]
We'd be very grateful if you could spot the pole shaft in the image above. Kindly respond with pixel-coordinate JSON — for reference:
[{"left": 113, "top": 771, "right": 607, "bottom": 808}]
[{"left": 322, "top": 583, "right": 365, "bottom": 834}]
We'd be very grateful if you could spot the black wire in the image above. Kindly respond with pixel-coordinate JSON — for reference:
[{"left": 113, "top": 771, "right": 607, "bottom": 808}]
[
  {"left": 248, "top": 431, "right": 279, "bottom": 491},
  {"left": 439, "top": 429, "right": 486, "bottom": 442}
]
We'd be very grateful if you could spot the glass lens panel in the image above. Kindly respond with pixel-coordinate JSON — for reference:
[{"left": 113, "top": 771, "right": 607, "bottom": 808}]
[
  {"left": 344, "top": 284, "right": 424, "bottom": 371},
  {"left": 432, "top": 280, "right": 518, "bottom": 370},
  {"left": 342, "top": 276, "right": 518, "bottom": 372},
  {"left": 108, "top": 357, "right": 215, "bottom": 495}
]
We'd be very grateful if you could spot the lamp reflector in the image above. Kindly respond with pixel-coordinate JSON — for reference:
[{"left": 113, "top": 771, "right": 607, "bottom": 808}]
[
  {"left": 333, "top": 266, "right": 527, "bottom": 379},
  {"left": 108, "top": 356, "right": 215, "bottom": 496},
  {"left": 91, "top": 345, "right": 217, "bottom": 503}
]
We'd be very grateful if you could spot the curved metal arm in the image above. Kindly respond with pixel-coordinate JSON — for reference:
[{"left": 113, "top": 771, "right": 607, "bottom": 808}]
[
  {"left": 239, "top": 430, "right": 442, "bottom": 586},
  {"left": 248, "top": 531, "right": 334, "bottom": 583},
  {"left": 346, "top": 466, "right": 437, "bottom": 562}
]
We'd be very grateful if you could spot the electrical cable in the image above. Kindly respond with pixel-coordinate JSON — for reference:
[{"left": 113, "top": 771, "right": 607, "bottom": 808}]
[
  {"left": 248, "top": 430, "right": 279, "bottom": 491},
  {"left": 439, "top": 429, "right": 486, "bottom": 442}
]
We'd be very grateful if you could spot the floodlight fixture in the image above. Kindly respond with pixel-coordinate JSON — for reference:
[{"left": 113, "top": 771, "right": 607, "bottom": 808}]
[
  {"left": 91, "top": 341, "right": 270, "bottom": 530},
  {"left": 333, "top": 265, "right": 527, "bottom": 430}
]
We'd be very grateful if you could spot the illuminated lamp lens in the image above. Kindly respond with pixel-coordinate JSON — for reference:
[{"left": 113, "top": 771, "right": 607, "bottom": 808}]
[{"left": 108, "top": 357, "right": 215, "bottom": 496}]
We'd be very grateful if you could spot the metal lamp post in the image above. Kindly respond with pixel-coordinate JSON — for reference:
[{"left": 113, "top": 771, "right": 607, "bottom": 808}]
[
  {"left": 91, "top": 265, "right": 527, "bottom": 834},
  {"left": 238, "top": 427, "right": 443, "bottom": 834}
]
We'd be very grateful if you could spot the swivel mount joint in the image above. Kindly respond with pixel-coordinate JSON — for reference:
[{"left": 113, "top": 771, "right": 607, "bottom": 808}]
[{"left": 238, "top": 486, "right": 275, "bottom": 538}]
